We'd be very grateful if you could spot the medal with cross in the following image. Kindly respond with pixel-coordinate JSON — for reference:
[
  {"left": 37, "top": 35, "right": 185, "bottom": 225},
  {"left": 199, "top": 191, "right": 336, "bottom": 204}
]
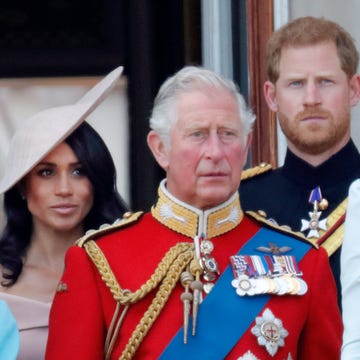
[{"left": 300, "top": 186, "right": 328, "bottom": 238}]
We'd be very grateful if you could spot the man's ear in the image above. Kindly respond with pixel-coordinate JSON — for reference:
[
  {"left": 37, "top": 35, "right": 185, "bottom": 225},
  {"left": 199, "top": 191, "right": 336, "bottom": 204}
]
[
  {"left": 147, "top": 130, "right": 169, "bottom": 170},
  {"left": 349, "top": 74, "right": 360, "bottom": 107},
  {"left": 263, "top": 80, "right": 278, "bottom": 112}
]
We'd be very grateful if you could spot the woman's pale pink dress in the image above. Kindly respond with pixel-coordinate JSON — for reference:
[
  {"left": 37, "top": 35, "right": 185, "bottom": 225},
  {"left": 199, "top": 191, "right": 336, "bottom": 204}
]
[{"left": 0, "top": 292, "right": 50, "bottom": 360}]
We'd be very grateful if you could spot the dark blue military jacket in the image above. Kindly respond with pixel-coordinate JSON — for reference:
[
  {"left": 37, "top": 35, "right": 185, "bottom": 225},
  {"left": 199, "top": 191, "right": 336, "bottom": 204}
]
[{"left": 240, "top": 139, "right": 360, "bottom": 309}]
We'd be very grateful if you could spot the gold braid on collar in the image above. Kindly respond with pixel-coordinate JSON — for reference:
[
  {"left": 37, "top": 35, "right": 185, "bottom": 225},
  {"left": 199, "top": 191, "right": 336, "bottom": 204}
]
[{"left": 151, "top": 179, "right": 243, "bottom": 239}]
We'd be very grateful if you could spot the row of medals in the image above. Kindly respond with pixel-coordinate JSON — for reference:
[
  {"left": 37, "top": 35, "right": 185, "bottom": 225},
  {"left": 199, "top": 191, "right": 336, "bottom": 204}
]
[
  {"left": 192, "top": 240, "right": 308, "bottom": 296},
  {"left": 231, "top": 273, "right": 308, "bottom": 296},
  {"left": 230, "top": 254, "right": 308, "bottom": 296}
]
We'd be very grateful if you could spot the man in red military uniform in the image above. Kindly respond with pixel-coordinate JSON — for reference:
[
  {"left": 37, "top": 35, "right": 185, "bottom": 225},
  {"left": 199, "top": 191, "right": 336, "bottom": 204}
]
[{"left": 46, "top": 66, "right": 341, "bottom": 359}]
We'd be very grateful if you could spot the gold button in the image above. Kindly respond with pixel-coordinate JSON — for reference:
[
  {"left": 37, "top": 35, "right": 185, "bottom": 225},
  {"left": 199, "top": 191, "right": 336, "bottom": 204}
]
[
  {"left": 257, "top": 210, "right": 267, "bottom": 218},
  {"left": 123, "top": 211, "right": 133, "bottom": 219}
]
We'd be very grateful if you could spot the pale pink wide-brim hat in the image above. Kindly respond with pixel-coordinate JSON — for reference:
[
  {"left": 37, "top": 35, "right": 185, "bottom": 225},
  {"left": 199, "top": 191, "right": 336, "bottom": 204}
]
[{"left": 0, "top": 65, "right": 124, "bottom": 193}]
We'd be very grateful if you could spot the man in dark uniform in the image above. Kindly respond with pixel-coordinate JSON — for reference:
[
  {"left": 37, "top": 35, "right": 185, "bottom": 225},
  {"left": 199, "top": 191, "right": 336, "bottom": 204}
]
[{"left": 240, "top": 16, "right": 360, "bottom": 308}]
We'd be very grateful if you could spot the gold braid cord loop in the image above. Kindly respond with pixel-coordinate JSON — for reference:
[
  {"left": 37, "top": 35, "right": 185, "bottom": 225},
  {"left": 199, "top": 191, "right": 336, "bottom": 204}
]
[
  {"left": 105, "top": 301, "right": 130, "bottom": 360},
  {"left": 83, "top": 240, "right": 195, "bottom": 359},
  {"left": 84, "top": 241, "right": 194, "bottom": 305},
  {"left": 120, "top": 245, "right": 194, "bottom": 360}
]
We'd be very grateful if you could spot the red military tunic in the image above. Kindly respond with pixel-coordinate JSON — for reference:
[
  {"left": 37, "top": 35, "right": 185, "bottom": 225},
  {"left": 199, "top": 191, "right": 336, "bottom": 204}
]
[{"left": 46, "top": 184, "right": 341, "bottom": 360}]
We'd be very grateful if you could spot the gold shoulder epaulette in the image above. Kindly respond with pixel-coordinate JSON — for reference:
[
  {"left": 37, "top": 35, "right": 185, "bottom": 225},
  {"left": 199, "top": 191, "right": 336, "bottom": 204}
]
[
  {"left": 246, "top": 210, "right": 319, "bottom": 248},
  {"left": 241, "top": 163, "right": 272, "bottom": 181},
  {"left": 316, "top": 198, "right": 348, "bottom": 256},
  {"left": 76, "top": 211, "right": 144, "bottom": 247}
]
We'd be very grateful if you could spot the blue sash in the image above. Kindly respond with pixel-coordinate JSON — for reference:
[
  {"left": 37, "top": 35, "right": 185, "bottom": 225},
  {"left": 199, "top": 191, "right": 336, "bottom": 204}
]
[{"left": 160, "top": 227, "right": 311, "bottom": 359}]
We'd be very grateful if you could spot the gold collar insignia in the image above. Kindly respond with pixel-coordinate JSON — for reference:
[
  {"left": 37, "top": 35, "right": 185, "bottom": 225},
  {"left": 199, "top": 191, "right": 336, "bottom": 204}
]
[{"left": 151, "top": 180, "right": 243, "bottom": 239}]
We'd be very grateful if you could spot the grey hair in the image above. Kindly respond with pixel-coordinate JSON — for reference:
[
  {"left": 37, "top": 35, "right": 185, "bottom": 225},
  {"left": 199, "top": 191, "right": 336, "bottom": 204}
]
[{"left": 149, "top": 66, "right": 256, "bottom": 148}]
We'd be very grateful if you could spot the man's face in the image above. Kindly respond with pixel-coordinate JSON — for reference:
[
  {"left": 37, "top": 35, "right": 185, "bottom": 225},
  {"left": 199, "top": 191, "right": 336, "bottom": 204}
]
[
  {"left": 159, "top": 88, "right": 250, "bottom": 210},
  {"left": 265, "top": 41, "right": 360, "bottom": 159}
]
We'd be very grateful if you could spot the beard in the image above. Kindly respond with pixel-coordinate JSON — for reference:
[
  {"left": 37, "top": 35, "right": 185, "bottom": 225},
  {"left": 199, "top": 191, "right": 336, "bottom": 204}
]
[{"left": 278, "top": 106, "right": 350, "bottom": 155}]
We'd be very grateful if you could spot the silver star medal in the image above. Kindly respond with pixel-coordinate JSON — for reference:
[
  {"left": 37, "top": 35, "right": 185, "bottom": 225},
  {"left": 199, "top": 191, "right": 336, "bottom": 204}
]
[
  {"left": 301, "top": 186, "right": 327, "bottom": 238},
  {"left": 251, "top": 308, "right": 288, "bottom": 356},
  {"left": 237, "top": 350, "right": 260, "bottom": 360}
]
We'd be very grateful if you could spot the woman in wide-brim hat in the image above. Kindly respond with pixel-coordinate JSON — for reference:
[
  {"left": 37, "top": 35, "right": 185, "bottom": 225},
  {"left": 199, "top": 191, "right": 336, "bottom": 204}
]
[{"left": 0, "top": 66, "right": 128, "bottom": 360}]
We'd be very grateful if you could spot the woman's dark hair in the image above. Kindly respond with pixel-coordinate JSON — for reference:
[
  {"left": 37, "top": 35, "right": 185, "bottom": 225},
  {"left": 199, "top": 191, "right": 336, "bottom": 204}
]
[{"left": 0, "top": 122, "right": 128, "bottom": 286}]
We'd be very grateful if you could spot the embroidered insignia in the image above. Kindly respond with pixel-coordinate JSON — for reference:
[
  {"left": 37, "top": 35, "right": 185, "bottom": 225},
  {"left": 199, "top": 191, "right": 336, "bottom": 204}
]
[
  {"left": 301, "top": 186, "right": 327, "bottom": 238},
  {"left": 251, "top": 308, "right": 288, "bottom": 356},
  {"left": 237, "top": 350, "right": 260, "bottom": 360},
  {"left": 256, "top": 242, "right": 292, "bottom": 255},
  {"left": 216, "top": 206, "right": 240, "bottom": 226},
  {"left": 160, "top": 203, "right": 186, "bottom": 223}
]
